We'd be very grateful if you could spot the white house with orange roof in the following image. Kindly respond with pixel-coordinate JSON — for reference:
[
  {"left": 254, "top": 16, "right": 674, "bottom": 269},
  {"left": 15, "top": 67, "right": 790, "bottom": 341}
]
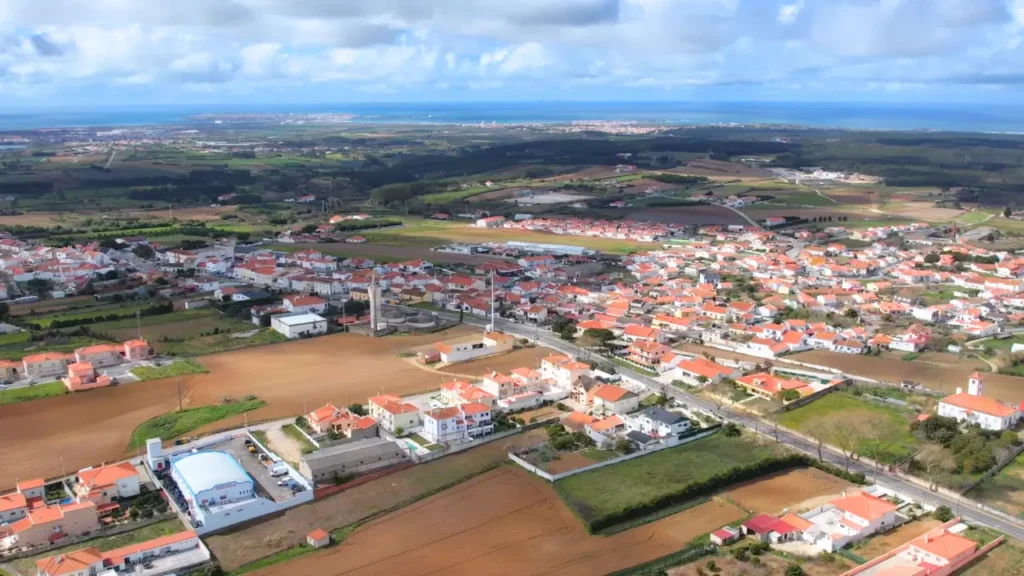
[
  {"left": 0, "top": 501, "right": 98, "bottom": 551},
  {"left": 284, "top": 294, "right": 328, "bottom": 315},
  {"left": 669, "top": 356, "right": 736, "bottom": 386},
  {"left": 736, "top": 372, "right": 814, "bottom": 401},
  {"left": 422, "top": 402, "right": 492, "bottom": 444},
  {"left": 73, "top": 343, "right": 123, "bottom": 368},
  {"left": 122, "top": 339, "right": 153, "bottom": 361},
  {"left": 433, "top": 331, "right": 515, "bottom": 363},
  {"left": 938, "top": 374, "right": 1022, "bottom": 431},
  {"left": 0, "top": 492, "right": 28, "bottom": 524},
  {"left": 589, "top": 384, "right": 640, "bottom": 415},
  {"left": 440, "top": 380, "right": 496, "bottom": 409},
  {"left": 836, "top": 518, "right": 992, "bottom": 576},
  {"left": 540, "top": 354, "right": 590, "bottom": 388},
  {"left": 799, "top": 489, "right": 900, "bottom": 552},
  {"left": 368, "top": 394, "right": 421, "bottom": 434},
  {"left": 74, "top": 462, "right": 140, "bottom": 505},
  {"left": 479, "top": 371, "right": 516, "bottom": 399},
  {"left": 22, "top": 352, "right": 73, "bottom": 379},
  {"left": 62, "top": 362, "right": 113, "bottom": 392}
]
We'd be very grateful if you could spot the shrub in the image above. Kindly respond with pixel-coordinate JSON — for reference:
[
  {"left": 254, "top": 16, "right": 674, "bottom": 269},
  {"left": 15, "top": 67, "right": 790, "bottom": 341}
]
[
  {"left": 934, "top": 505, "right": 954, "bottom": 522},
  {"left": 786, "top": 565, "right": 805, "bottom": 576},
  {"left": 721, "top": 423, "right": 741, "bottom": 437}
]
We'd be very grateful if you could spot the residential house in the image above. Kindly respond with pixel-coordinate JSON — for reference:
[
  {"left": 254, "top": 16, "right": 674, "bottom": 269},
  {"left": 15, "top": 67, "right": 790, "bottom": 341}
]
[
  {"left": 0, "top": 501, "right": 98, "bottom": 551},
  {"left": 627, "top": 341, "right": 670, "bottom": 368},
  {"left": 284, "top": 294, "right": 328, "bottom": 315},
  {"left": 368, "top": 394, "right": 421, "bottom": 434},
  {"left": 22, "top": 352, "right": 72, "bottom": 379},
  {"left": 589, "top": 384, "right": 640, "bottom": 415},
  {"left": 670, "top": 357, "right": 735, "bottom": 386},
  {"left": 123, "top": 339, "right": 153, "bottom": 361},
  {"left": 62, "top": 362, "right": 113, "bottom": 392},
  {"left": 736, "top": 372, "right": 813, "bottom": 401},
  {"left": 422, "top": 403, "right": 493, "bottom": 444},
  {"left": 74, "top": 462, "right": 140, "bottom": 505},
  {"left": 631, "top": 407, "right": 691, "bottom": 438}
]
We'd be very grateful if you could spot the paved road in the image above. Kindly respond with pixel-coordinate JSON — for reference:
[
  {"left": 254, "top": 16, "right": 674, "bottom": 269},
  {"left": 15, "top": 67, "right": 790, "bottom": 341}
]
[{"left": 419, "top": 308, "right": 1024, "bottom": 540}]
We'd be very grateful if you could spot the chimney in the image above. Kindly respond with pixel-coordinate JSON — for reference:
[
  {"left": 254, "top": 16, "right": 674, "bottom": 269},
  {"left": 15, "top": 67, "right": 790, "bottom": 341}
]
[
  {"left": 956, "top": 387, "right": 963, "bottom": 395},
  {"left": 924, "top": 533, "right": 930, "bottom": 543}
]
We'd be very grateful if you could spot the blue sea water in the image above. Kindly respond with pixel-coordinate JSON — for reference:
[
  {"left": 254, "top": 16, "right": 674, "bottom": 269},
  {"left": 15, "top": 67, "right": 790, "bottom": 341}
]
[{"left": 2, "top": 101, "right": 1024, "bottom": 133}]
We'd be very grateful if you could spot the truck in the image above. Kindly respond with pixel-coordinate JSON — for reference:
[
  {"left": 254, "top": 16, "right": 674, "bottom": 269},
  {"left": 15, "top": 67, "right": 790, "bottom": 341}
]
[{"left": 270, "top": 463, "right": 288, "bottom": 477}]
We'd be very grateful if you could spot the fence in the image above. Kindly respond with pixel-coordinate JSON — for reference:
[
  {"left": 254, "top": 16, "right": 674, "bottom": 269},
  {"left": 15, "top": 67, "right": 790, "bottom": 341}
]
[
  {"left": 961, "top": 442, "right": 1024, "bottom": 495},
  {"left": 776, "top": 379, "right": 851, "bottom": 413},
  {"left": 509, "top": 427, "right": 721, "bottom": 482},
  {"left": 0, "top": 513, "right": 177, "bottom": 562},
  {"left": 409, "top": 416, "right": 560, "bottom": 465},
  {"left": 604, "top": 544, "right": 715, "bottom": 576}
]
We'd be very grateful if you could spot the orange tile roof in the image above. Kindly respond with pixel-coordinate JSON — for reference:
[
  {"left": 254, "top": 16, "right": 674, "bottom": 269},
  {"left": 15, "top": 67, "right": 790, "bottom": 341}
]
[
  {"left": 78, "top": 462, "right": 138, "bottom": 492},
  {"left": 308, "top": 528, "right": 329, "bottom": 541},
  {"left": 102, "top": 530, "right": 198, "bottom": 566},
  {"left": 830, "top": 491, "right": 898, "bottom": 522},
  {"left": 36, "top": 547, "right": 103, "bottom": 576},
  {"left": 589, "top": 415, "right": 624, "bottom": 432},
  {"left": 562, "top": 411, "right": 597, "bottom": 429},
  {"left": 941, "top": 392, "right": 1018, "bottom": 418},
  {"left": 23, "top": 352, "right": 72, "bottom": 364},
  {"left": 123, "top": 339, "right": 150, "bottom": 349},
  {"left": 592, "top": 384, "right": 632, "bottom": 403},
  {"left": 910, "top": 529, "right": 976, "bottom": 562},
  {"left": 17, "top": 478, "right": 45, "bottom": 491},
  {"left": 0, "top": 492, "right": 27, "bottom": 513}
]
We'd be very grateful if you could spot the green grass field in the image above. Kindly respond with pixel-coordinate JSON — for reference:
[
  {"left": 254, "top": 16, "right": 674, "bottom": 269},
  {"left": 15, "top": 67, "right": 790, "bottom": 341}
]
[
  {"left": 0, "top": 335, "right": 108, "bottom": 361},
  {"left": 131, "top": 359, "right": 209, "bottom": 381},
  {"left": 283, "top": 424, "right": 317, "bottom": 453},
  {"left": 969, "top": 452, "right": 1024, "bottom": 518},
  {"left": 420, "top": 185, "right": 493, "bottom": 204},
  {"left": 778, "top": 392, "right": 918, "bottom": 463},
  {"left": 0, "top": 381, "right": 65, "bottom": 406},
  {"left": 556, "top": 434, "right": 779, "bottom": 523},
  {"left": 128, "top": 399, "right": 266, "bottom": 449},
  {"left": 920, "top": 286, "right": 978, "bottom": 305},
  {"left": 27, "top": 302, "right": 157, "bottom": 328},
  {"left": 11, "top": 519, "right": 185, "bottom": 576},
  {"left": 157, "top": 327, "right": 287, "bottom": 356}
]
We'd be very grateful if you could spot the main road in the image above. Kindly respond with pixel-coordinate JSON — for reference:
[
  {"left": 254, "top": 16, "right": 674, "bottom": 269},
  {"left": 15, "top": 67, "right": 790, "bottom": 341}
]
[{"left": 416, "top": 307, "right": 1024, "bottom": 541}]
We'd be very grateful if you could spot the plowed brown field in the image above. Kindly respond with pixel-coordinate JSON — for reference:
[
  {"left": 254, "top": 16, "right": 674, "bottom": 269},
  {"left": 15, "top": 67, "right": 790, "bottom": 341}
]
[
  {"left": 791, "top": 350, "right": 1024, "bottom": 404},
  {"left": 724, "top": 467, "right": 852, "bottom": 513},
  {"left": 0, "top": 327, "right": 554, "bottom": 489},
  {"left": 251, "top": 467, "right": 747, "bottom": 576}
]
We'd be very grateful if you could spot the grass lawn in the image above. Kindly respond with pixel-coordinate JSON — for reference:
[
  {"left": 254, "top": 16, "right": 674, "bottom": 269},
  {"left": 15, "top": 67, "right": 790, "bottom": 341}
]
[
  {"left": 640, "top": 394, "right": 668, "bottom": 408},
  {"left": 420, "top": 185, "right": 492, "bottom": 204},
  {"left": 580, "top": 448, "right": 619, "bottom": 462},
  {"left": 958, "top": 526, "right": 1024, "bottom": 575},
  {"left": 11, "top": 519, "right": 184, "bottom": 576},
  {"left": 409, "top": 433, "right": 444, "bottom": 451},
  {"left": 282, "top": 424, "right": 317, "bottom": 454},
  {"left": 27, "top": 302, "right": 157, "bottom": 328},
  {"left": 0, "top": 335, "right": 109, "bottom": 361},
  {"left": 765, "top": 192, "right": 842, "bottom": 206},
  {"left": 778, "top": 392, "right": 918, "bottom": 463},
  {"left": 128, "top": 399, "right": 266, "bottom": 450},
  {"left": 970, "top": 451, "right": 1024, "bottom": 518},
  {"left": 251, "top": 429, "right": 269, "bottom": 447},
  {"left": 158, "top": 327, "right": 286, "bottom": 356},
  {"left": 920, "top": 286, "right": 977, "bottom": 306},
  {"left": 131, "top": 359, "right": 209, "bottom": 381},
  {"left": 0, "top": 381, "right": 66, "bottom": 406},
  {"left": 556, "top": 434, "right": 779, "bottom": 525},
  {"left": 609, "top": 356, "right": 658, "bottom": 376},
  {"left": 980, "top": 335, "right": 1024, "bottom": 352}
]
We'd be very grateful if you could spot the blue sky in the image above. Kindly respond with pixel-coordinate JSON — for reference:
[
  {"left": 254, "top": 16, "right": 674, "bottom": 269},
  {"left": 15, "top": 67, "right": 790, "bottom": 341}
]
[{"left": 2, "top": 0, "right": 1024, "bottom": 107}]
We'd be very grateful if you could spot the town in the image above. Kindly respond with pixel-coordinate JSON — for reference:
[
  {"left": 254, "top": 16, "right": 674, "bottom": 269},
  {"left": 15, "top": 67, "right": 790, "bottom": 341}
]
[{"left": 2, "top": 198, "right": 1024, "bottom": 576}]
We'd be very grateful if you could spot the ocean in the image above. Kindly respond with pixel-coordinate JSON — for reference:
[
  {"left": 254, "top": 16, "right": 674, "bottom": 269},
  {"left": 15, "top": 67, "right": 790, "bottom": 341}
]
[{"left": 2, "top": 101, "right": 1024, "bottom": 133}]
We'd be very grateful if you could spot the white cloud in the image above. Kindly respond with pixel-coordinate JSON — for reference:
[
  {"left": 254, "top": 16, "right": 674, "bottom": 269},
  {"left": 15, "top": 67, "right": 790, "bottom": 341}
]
[{"left": 777, "top": 0, "right": 803, "bottom": 25}]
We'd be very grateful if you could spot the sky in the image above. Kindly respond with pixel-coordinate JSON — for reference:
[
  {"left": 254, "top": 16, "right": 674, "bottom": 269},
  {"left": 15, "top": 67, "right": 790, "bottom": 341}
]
[{"left": 3, "top": 0, "right": 1024, "bottom": 108}]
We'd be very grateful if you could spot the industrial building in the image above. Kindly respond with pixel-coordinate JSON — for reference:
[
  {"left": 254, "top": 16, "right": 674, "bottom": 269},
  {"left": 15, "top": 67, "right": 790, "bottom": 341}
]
[
  {"left": 148, "top": 437, "right": 313, "bottom": 535},
  {"left": 299, "top": 438, "right": 408, "bottom": 482},
  {"left": 271, "top": 312, "right": 328, "bottom": 339},
  {"left": 504, "top": 241, "right": 595, "bottom": 256}
]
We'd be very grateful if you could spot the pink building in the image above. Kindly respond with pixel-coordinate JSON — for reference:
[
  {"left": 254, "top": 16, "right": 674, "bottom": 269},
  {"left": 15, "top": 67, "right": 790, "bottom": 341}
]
[
  {"left": 62, "top": 362, "right": 113, "bottom": 392},
  {"left": 123, "top": 339, "right": 153, "bottom": 361}
]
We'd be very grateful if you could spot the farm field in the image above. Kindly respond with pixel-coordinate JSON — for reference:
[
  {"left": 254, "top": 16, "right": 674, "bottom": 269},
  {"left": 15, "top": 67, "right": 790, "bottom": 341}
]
[
  {"left": 669, "top": 553, "right": 854, "bottom": 576},
  {"left": 777, "top": 392, "right": 918, "bottom": 463},
  {"left": 665, "top": 159, "right": 775, "bottom": 180},
  {"left": 627, "top": 204, "right": 748, "bottom": 226},
  {"left": 91, "top": 307, "right": 254, "bottom": 347},
  {"left": 270, "top": 242, "right": 503, "bottom": 265},
  {"left": 723, "top": 467, "right": 851, "bottom": 514},
  {"left": 436, "top": 346, "right": 554, "bottom": 379},
  {"left": 555, "top": 434, "right": 781, "bottom": 528},
  {"left": 959, "top": 527, "right": 1024, "bottom": 576},
  {"left": 362, "top": 219, "right": 658, "bottom": 254},
  {"left": 791, "top": 350, "right": 1024, "bottom": 404},
  {"left": 739, "top": 204, "right": 875, "bottom": 221},
  {"left": 248, "top": 466, "right": 748, "bottom": 576},
  {"left": 970, "top": 452, "right": 1024, "bottom": 518},
  {"left": 0, "top": 326, "right": 554, "bottom": 488},
  {"left": 207, "top": 429, "right": 546, "bottom": 571},
  {"left": 0, "top": 334, "right": 108, "bottom": 361}
]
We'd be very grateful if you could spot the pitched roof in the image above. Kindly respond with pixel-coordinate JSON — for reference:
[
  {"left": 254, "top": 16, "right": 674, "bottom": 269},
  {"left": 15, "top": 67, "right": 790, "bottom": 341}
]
[
  {"left": 78, "top": 462, "right": 137, "bottom": 491},
  {"left": 308, "top": 528, "right": 329, "bottom": 541},
  {"left": 36, "top": 547, "right": 103, "bottom": 576},
  {"left": 102, "top": 530, "right": 198, "bottom": 566},
  {"left": 940, "top": 392, "right": 1018, "bottom": 418},
  {"left": 830, "top": 491, "right": 898, "bottom": 522},
  {"left": 592, "top": 384, "right": 636, "bottom": 403},
  {"left": 910, "top": 528, "right": 976, "bottom": 562}
]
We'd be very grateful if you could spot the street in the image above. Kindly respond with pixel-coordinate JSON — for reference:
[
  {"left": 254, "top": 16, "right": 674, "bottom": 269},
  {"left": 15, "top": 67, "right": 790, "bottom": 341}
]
[{"left": 425, "top": 307, "right": 1024, "bottom": 541}]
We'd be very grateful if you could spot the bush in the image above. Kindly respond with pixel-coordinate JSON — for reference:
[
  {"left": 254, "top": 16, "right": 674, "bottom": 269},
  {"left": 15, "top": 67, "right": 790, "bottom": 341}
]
[
  {"left": 934, "top": 505, "right": 954, "bottom": 522},
  {"left": 721, "top": 423, "right": 741, "bottom": 437},
  {"left": 786, "top": 565, "right": 805, "bottom": 576}
]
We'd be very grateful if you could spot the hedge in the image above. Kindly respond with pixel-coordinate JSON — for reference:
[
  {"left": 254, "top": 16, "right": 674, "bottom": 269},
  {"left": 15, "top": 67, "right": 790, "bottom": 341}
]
[{"left": 581, "top": 454, "right": 866, "bottom": 533}]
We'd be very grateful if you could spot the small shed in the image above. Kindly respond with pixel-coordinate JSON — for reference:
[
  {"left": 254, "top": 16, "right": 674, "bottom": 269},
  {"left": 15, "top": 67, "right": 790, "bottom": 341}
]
[
  {"left": 710, "top": 526, "right": 740, "bottom": 546},
  {"left": 307, "top": 529, "right": 330, "bottom": 549}
]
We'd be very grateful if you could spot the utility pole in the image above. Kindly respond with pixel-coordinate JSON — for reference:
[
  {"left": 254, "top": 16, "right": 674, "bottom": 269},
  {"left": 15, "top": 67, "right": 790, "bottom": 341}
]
[
  {"left": 136, "top": 310, "right": 142, "bottom": 340},
  {"left": 489, "top": 271, "right": 495, "bottom": 332},
  {"left": 177, "top": 377, "right": 183, "bottom": 412}
]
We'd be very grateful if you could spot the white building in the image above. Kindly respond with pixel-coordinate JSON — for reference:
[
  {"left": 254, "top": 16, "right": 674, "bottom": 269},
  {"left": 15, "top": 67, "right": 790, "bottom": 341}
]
[
  {"left": 171, "top": 451, "right": 255, "bottom": 514},
  {"left": 271, "top": 313, "right": 327, "bottom": 339},
  {"left": 631, "top": 407, "right": 691, "bottom": 438},
  {"left": 800, "top": 490, "right": 900, "bottom": 552},
  {"left": 433, "top": 332, "right": 515, "bottom": 363},
  {"left": 422, "top": 402, "right": 493, "bottom": 444},
  {"left": 938, "top": 373, "right": 1022, "bottom": 431},
  {"left": 284, "top": 294, "right": 328, "bottom": 315}
]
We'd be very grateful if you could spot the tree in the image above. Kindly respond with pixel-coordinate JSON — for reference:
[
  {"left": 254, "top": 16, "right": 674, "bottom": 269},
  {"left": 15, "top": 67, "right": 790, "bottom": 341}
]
[
  {"left": 923, "top": 253, "right": 940, "bottom": 265},
  {"left": 348, "top": 403, "right": 367, "bottom": 416},
  {"left": 26, "top": 278, "right": 52, "bottom": 296},
  {"left": 804, "top": 416, "right": 831, "bottom": 462},
  {"left": 1004, "top": 206, "right": 1013, "bottom": 218},
  {"left": 0, "top": 302, "right": 8, "bottom": 322},
  {"left": 934, "top": 505, "right": 954, "bottom": 522},
  {"left": 916, "top": 443, "right": 955, "bottom": 490},
  {"left": 781, "top": 389, "right": 801, "bottom": 403},
  {"left": 824, "top": 412, "right": 868, "bottom": 473},
  {"left": 395, "top": 427, "right": 405, "bottom": 436},
  {"left": 132, "top": 244, "right": 156, "bottom": 259},
  {"left": 579, "top": 328, "right": 615, "bottom": 350},
  {"left": 614, "top": 437, "right": 636, "bottom": 454},
  {"left": 861, "top": 413, "right": 902, "bottom": 467},
  {"left": 844, "top": 308, "right": 859, "bottom": 319}
]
